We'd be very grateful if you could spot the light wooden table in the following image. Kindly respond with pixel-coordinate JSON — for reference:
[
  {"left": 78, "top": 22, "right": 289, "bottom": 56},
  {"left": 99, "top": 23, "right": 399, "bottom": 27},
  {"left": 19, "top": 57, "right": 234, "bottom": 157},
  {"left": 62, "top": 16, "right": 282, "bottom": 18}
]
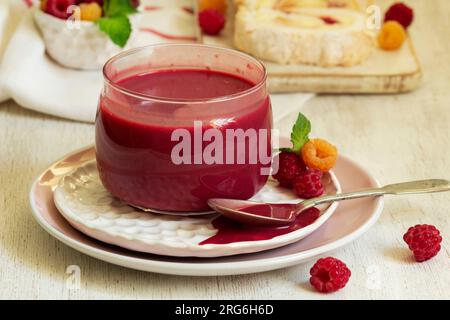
[{"left": 0, "top": 0, "right": 449, "bottom": 299}]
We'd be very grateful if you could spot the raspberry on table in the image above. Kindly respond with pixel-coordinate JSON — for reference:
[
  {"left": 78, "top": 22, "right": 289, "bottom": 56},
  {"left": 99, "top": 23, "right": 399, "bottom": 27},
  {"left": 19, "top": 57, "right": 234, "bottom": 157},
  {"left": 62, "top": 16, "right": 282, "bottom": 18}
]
[
  {"left": 378, "top": 21, "right": 406, "bottom": 51},
  {"left": 301, "top": 138, "right": 338, "bottom": 172},
  {"left": 272, "top": 152, "right": 305, "bottom": 188},
  {"left": 384, "top": 2, "right": 414, "bottom": 29},
  {"left": 292, "top": 169, "right": 324, "bottom": 199},
  {"left": 44, "top": 0, "right": 76, "bottom": 19},
  {"left": 403, "top": 224, "right": 442, "bottom": 262},
  {"left": 310, "top": 257, "right": 351, "bottom": 293},
  {"left": 198, "top": 8, "right": 226, "bottom": 35}
]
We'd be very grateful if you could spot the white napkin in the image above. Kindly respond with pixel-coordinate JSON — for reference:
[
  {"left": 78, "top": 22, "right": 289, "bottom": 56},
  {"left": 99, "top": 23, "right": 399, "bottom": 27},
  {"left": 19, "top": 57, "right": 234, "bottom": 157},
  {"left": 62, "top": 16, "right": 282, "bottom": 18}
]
[
  {"left": 0, "top": 0, "right": 313, "bottom": 123},
  {"left": 0, "top": 0, "right": 26, "bottom": 102}
]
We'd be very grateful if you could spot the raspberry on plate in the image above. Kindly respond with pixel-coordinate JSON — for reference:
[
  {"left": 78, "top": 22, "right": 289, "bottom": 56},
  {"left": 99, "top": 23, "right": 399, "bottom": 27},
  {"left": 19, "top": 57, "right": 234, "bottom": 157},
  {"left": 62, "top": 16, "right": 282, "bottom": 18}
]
[
  {"left": 301, "top": 138, "right": 338, "bottom": 172},
  {"left": 403, "top": 224, "right": 442, "bottom": 262},
  {"left": 384, "top": 2, "right": 414, "bottom": 29},
  {"left": 292, "top": 169, "right": 324, "bottom": 199},
  {"left": 44, "top": 0, "right": 76, "bottom": 19},
  {"left": 272, "top": 152, "right": 305, "bottom": 188},
  {"left": 310, "top": 257, "right": 351, "bottom": 293},
  {"left": 198, "top": 8, "right": 226, "bottom": 35}
]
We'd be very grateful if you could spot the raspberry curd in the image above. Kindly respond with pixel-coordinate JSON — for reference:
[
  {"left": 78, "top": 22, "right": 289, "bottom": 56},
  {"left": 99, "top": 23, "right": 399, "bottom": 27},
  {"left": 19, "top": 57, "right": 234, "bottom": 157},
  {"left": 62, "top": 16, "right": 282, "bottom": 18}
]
[{"left": 95, "top": 44, "right": 272, "bottom": 212}]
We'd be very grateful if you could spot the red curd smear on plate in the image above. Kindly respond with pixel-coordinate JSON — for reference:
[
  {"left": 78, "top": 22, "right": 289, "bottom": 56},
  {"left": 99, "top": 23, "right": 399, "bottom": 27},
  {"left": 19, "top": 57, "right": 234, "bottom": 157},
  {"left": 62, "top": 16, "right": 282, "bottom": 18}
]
[{"left": 200, "top": 207, "right": 320, "bottom": 245}]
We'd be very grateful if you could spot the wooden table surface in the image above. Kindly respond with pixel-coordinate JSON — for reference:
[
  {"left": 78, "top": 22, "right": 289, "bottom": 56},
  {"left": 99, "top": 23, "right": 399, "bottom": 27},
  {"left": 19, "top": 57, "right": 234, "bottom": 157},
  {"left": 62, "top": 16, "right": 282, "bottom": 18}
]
[{"left": 0, "top": 0, "right": 449, "bottom": 299}]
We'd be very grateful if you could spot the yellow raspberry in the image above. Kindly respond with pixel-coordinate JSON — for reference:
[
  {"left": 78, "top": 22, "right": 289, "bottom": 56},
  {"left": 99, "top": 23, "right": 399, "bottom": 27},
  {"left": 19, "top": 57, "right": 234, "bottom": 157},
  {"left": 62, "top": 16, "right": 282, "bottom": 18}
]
[
  {"left": 378, "top": 21, "right": 406, "bottom": 51},
  {"left": 40, "top": 0, "right": 47, "bottom": 11},
  {"left": 301, "top": 138, "right": 338, "bottom": 172},
  {"left": 80, "top": 2, "right": 103, "bottom": 22},
  {"left": 198, "top": 0, "right": 227, "bottom": 14}
]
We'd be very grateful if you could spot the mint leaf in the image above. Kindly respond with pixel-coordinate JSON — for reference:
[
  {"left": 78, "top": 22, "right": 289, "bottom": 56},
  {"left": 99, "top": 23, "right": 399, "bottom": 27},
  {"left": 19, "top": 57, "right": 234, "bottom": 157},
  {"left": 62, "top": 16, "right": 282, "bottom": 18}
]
[
  {"left": 97, "top": 16, "right": 131, "bottom": 48},
  {"left": 103, "top": 0, "right": 137, "bottom": 17},
  {"left": 279, "top": 112, "right": 311, "bottom": 153},
  {"left": 99, "top": 0, "right": 136, "bottom": 47},
  {"left": 291, "top": 112, "right": 311, "bottom": 152}
]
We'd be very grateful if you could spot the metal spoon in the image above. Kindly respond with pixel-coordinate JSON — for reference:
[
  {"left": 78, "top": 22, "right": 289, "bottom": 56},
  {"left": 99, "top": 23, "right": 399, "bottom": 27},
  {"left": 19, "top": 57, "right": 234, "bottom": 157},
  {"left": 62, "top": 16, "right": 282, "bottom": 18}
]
[{"left": 207, "top": 179, "right": 450, "bottom": 226}]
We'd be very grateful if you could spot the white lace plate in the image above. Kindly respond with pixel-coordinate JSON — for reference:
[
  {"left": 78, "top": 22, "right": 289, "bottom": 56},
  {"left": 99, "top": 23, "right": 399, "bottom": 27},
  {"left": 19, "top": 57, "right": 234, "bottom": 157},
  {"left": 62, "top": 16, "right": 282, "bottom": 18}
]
[{"left": 54, "top": 161, "right": 341, "bottom": 257}]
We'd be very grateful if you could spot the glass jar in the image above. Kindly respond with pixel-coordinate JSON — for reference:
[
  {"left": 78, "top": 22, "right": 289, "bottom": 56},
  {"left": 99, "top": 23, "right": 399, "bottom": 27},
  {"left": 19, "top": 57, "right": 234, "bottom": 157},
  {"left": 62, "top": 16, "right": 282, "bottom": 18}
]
[{"left": 96, "top": 44, "right": 272, "bottom": 213}]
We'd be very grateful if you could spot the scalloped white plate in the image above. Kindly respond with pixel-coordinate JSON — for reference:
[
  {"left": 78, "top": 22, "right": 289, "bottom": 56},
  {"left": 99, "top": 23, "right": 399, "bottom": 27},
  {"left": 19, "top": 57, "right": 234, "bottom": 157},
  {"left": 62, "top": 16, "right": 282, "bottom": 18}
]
[
  {"left": 30, "top": 145, "right": 383, "bottom": 275},
  {"left": 53, "top": 161, "right": 340, "bottom": 257}
]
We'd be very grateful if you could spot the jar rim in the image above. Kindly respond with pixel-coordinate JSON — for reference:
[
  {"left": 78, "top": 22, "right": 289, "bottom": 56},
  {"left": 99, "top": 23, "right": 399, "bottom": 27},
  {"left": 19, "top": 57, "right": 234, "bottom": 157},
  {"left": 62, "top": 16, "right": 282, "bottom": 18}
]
[{"left": 102, "top": 43, "right": 268, "bottom": 104}]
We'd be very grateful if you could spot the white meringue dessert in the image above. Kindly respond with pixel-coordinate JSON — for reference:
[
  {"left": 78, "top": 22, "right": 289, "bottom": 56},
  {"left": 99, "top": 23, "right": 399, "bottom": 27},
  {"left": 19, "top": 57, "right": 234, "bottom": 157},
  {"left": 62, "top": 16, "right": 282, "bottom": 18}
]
[{"left": 34, "top": 8, "right": 141, "bottom": 70}]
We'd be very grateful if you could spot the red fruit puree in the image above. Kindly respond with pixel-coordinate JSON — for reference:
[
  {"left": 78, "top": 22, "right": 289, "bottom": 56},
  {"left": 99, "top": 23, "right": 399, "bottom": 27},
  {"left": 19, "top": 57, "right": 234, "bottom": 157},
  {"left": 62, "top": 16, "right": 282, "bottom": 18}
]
[
  {"left": 200, "top": 207, "right": 320, "bottom": 245},
  {"left": 96, "top": 69, "right": 272, "bottom": 212}
]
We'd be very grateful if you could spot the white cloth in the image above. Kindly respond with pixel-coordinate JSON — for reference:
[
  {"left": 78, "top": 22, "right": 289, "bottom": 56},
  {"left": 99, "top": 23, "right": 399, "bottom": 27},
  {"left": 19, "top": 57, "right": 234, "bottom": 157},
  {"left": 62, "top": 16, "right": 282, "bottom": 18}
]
[
  {"left": 0, "top": 0, "right": 24, "bottom": 102},
  {"left": 0, "top": 0, "right": 313, "bottom": 123}
]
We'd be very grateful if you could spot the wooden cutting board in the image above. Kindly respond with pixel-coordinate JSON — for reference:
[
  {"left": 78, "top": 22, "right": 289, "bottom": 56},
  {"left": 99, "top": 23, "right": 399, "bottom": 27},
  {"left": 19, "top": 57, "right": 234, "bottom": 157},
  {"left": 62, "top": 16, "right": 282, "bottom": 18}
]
[{"left": 198, "top": 0, "right": 422, "bottom": 94}]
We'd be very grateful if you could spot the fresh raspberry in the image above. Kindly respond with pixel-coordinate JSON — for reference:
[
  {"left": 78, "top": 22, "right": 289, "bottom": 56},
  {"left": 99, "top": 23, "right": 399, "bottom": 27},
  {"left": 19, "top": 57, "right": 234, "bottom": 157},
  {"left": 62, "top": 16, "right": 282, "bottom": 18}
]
[
  {"left": 378, "top": 21, "right": 406, "bottom": 51},
  {"left": 292, "top": 169, "right": 324, "bottom": 199},
  {"left": 403, "top": 224, "right": 442, "bottom": 262},
  {"left": 44, "top": 0, "right": 76, "bottom": 19},
  {"left": 310, "top": 257, "right": 351, "bottom": 293},
  {"left": 273, "top": 152, "right": 305, "bottom": 188},
  {"left": 384, "top": 2, "right": 414, "bottom": 29},
  {"left": 301, "top": 138, "right": 338, "bottom": 173},
  {"left": 198, "top": 9, "right": 225, "bottom": 35}
]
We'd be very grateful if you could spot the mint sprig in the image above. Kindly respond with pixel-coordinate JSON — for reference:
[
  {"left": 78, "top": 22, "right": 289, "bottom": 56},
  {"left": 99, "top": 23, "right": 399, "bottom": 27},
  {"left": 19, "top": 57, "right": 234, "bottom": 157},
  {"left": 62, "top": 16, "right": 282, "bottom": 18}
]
[
  {"left": 96, "top": 0, "right": 137, "bottom": 48},
  {"left": 280, "top": 112, "right": 311, "bottom": 153},
  {"left": 103, "top": 0, "right": 137, "bottom": 17},
  {"left": 98, "top": 16, "right": 131, "bottom": 48}
]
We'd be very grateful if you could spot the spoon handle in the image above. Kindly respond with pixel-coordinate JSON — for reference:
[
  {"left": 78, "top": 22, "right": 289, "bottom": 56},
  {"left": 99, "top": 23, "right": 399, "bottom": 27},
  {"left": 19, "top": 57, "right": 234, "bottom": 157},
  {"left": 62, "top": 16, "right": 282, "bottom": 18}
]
[
  {"left": 296, "top": 179, "right": 450, "bottom": 214},
  {"left": 380, "top": 179, "right": 450, "bottom": 195}
]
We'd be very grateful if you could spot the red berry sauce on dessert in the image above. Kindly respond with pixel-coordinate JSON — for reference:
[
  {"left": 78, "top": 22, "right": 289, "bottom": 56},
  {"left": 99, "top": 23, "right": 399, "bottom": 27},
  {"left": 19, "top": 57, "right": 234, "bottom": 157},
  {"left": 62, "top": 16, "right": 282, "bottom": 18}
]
[
  {"left": 96, "top": 69, "right": 272, "bottom": 212},
  {"left": 320, "top": 16, "right": 339, "bottom": 25}
]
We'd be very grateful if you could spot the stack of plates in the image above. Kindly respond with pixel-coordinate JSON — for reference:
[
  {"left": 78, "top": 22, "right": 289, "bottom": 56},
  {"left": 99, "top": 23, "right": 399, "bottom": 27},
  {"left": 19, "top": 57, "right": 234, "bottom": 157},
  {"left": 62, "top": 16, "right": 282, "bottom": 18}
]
[{"left": 30, "top": 145, "right": 383, "bottom": 276}]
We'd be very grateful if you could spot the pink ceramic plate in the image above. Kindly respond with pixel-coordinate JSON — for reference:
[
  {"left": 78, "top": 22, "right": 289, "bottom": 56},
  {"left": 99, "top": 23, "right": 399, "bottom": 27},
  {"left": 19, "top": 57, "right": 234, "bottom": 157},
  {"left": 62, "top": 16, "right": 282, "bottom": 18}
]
[{"left": 29, "top": 146, "right": 383, "bottom": 276}]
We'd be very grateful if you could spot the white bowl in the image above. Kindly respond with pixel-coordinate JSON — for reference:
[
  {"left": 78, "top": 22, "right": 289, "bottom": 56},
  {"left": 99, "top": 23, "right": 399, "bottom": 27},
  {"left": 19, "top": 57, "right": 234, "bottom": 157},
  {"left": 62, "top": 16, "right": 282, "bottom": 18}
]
[{"left": 33, "top": 8, "right": 141, "bottom": 70}]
